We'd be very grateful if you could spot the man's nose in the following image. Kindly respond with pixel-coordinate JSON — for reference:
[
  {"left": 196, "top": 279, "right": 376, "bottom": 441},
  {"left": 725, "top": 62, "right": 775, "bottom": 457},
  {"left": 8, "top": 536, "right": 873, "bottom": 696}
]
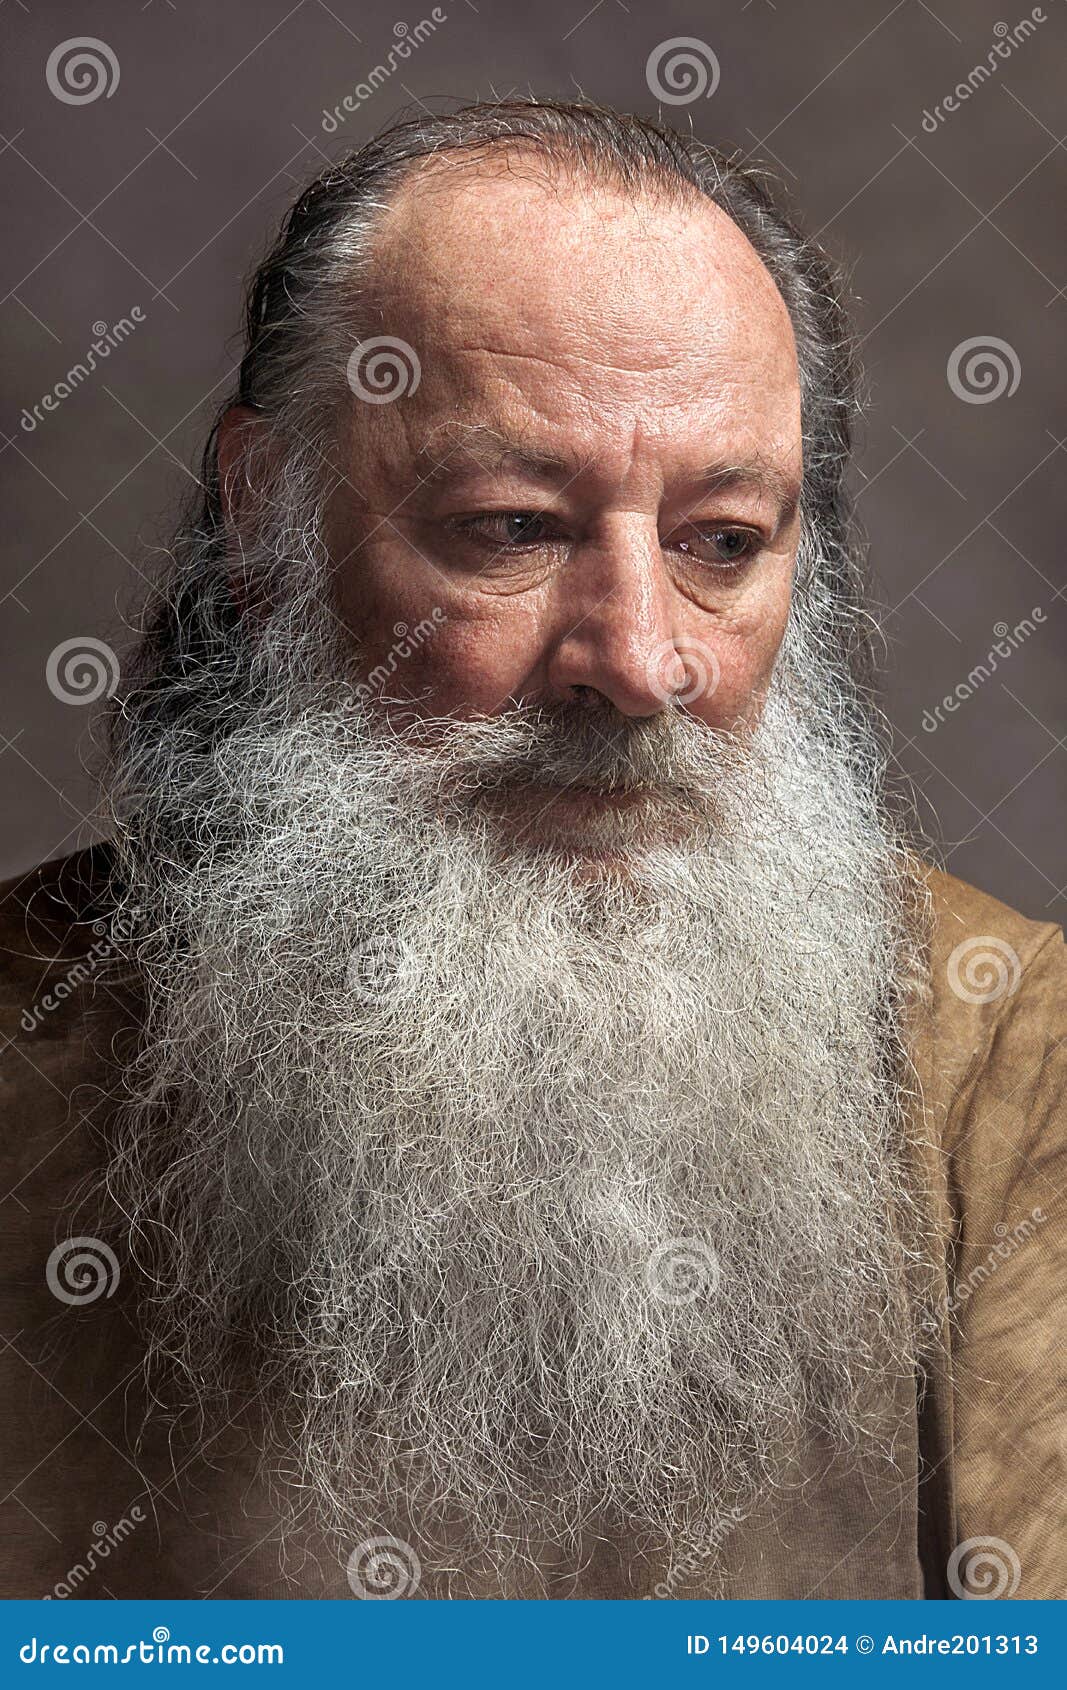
[{"left": 543, "top": 517, "right": 698, "bottom": 718}]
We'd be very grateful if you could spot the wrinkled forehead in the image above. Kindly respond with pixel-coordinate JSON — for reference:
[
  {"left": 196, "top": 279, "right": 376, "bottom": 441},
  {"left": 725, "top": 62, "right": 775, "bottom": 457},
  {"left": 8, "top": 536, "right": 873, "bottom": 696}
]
[{"left": 358, "top": 159, "right": 801, "bottom": 455}]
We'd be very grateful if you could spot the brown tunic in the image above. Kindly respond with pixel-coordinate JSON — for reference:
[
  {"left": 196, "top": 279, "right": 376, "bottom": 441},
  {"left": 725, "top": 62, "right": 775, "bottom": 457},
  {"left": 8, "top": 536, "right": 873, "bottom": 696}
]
[{"left": 1, "top": 844, "right": 1064, "bottom": 1600}]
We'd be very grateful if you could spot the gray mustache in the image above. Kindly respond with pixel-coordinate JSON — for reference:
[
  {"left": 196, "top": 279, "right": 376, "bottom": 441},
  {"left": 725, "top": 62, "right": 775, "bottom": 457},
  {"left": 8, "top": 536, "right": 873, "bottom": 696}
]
[{"left": 372, "top": 698, "right": 740, "bottom": 802}]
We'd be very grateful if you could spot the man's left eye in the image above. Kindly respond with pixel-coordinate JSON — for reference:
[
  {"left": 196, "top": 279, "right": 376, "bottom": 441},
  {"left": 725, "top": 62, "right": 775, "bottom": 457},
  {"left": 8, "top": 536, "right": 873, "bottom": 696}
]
[{"left": 670, "top": 527, "right": 762, "bottom": 569}]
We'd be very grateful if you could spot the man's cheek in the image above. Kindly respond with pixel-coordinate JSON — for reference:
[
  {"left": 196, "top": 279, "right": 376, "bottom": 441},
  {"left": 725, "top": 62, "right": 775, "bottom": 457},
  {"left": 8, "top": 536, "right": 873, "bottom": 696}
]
[
  {"left": 359, "top": 614, "right": 536, "bottom": 716},
  {"left": 693, "top": 664, "right": 757, "bottom": 728},
  {"left": 679, "top": 622, "right": 781, "bottom": 729},
  {"left": 427, "top": 619, "right": 546, "bottom": 712}
]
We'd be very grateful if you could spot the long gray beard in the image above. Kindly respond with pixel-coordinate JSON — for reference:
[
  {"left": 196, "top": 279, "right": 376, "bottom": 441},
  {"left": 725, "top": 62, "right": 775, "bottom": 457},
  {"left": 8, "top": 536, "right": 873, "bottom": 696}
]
[{"left": 103, "top": 643, "right": 937, "bottom": 1597}]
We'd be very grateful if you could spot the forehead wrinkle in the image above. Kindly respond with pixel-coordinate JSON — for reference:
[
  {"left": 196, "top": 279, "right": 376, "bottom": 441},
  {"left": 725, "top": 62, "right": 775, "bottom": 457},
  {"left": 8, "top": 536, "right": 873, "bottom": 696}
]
[{"left": 371, "top": 174, "right": 799, "bottom": 395}]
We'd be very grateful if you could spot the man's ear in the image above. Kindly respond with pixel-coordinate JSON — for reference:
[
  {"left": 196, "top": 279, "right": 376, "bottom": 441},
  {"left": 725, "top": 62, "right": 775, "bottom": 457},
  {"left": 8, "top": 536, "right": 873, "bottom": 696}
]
[
  {"left": 215, "top": 403, "right": 266, "bottom": 620},
  {"left": 215, "top": 403, "right": 262, "bottom": 562}
]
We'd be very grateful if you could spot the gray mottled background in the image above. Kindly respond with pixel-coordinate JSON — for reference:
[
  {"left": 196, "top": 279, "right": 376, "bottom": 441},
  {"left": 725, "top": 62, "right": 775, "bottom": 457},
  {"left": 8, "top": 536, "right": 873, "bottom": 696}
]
[{"left": 2, "top": 0, "right": 1064, "bottom": 920}]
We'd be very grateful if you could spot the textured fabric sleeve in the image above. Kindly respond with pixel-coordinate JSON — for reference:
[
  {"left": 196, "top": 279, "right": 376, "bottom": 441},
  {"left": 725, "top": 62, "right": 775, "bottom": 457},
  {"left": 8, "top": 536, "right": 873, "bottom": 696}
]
[{"left": 944, "top": 923, "right": 1067, "bottom": 1599}]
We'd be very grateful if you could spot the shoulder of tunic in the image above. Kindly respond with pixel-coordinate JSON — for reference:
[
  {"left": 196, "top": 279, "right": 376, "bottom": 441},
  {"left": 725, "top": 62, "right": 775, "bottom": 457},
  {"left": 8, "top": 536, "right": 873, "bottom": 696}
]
[{"left": 909, "top": 859, "right": 1065, "bottom": 1159}]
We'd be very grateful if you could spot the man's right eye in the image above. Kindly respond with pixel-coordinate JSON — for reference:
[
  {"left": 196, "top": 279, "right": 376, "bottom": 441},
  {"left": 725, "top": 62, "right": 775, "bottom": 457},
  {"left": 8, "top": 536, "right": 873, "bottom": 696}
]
[{"left": 453, "top": 511, "right": 562, "bottom": 549}]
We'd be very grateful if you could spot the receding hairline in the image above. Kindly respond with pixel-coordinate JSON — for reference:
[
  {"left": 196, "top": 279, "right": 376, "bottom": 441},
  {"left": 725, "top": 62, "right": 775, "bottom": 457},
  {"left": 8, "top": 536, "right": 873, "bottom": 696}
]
[
  {"left": 364, "top": 136, "right": 794, "bottom": 329},
  {"left": 381, "top": 128, "right": 714, "bottom": 210}
]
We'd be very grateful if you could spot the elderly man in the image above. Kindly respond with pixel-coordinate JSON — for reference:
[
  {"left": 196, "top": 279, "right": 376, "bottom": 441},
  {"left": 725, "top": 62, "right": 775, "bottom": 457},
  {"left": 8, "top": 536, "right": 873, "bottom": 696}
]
[{"left": 1, "top": 99, "right": 1063, "bottom": 1602}]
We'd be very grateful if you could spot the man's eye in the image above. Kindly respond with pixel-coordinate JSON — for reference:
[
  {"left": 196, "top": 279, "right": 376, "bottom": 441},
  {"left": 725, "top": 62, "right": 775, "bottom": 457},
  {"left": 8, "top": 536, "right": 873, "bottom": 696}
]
[
  {"left": 670, "top": 527, "right": 762, "bottom": 569},
  {"left": 456, "top": 511, "right": 559, "bottom": 549}
]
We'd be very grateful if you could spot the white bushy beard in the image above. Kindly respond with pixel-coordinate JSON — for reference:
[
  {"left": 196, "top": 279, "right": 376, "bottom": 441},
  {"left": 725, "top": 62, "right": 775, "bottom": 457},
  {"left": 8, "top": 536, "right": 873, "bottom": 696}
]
[{"left": 105, "top": 595, "right": 936, "bottom": 1598}]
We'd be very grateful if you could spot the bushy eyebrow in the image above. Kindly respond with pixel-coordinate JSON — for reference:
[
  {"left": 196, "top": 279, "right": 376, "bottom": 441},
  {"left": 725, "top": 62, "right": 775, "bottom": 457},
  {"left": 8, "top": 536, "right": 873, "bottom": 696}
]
[
  {"left": 412, "top": 422, "right": 802, "bottom": 521},
  {"left": 412, "top": 423, "right": 571, "bottom": 485},
  {"left": 693, "top": 460, "right": 802, "bottom": 523}
]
